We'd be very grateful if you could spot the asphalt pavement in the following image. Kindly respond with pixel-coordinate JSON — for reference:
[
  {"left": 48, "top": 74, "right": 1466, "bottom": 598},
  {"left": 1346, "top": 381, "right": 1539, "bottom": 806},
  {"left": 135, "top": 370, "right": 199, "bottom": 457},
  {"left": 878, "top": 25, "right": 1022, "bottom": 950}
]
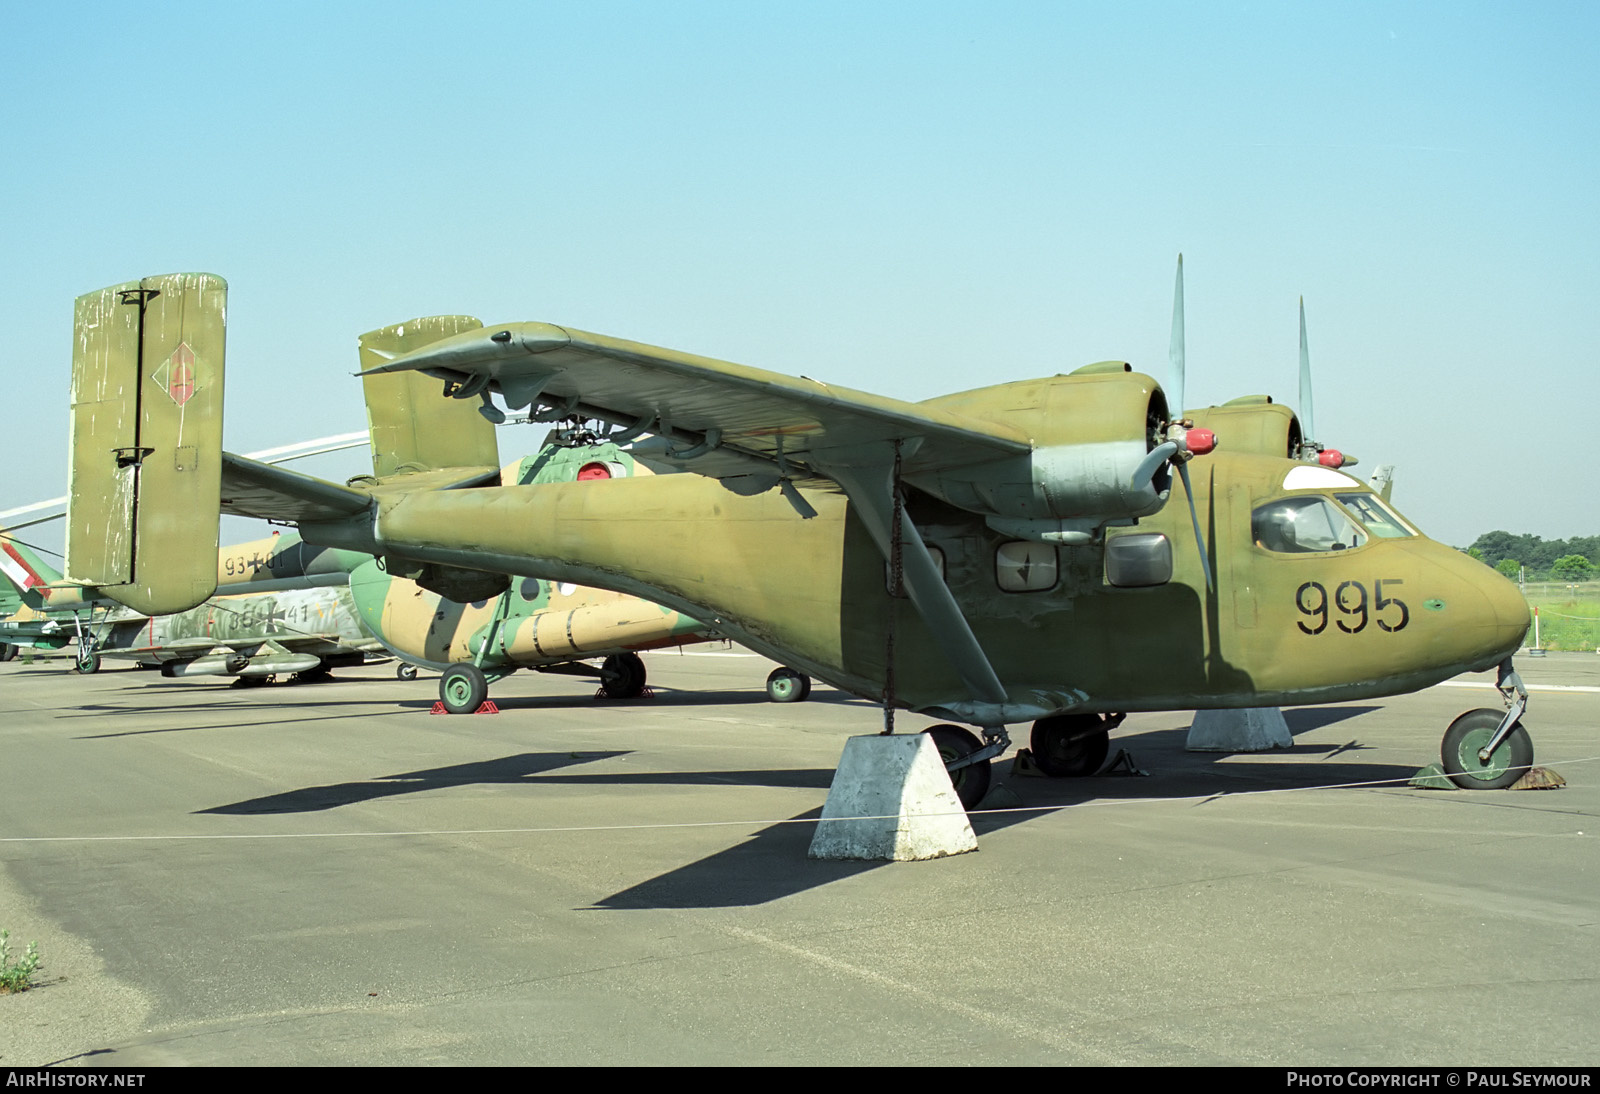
[{"left": 0, "top": 648, "right": 1594, "bottom": 1066}]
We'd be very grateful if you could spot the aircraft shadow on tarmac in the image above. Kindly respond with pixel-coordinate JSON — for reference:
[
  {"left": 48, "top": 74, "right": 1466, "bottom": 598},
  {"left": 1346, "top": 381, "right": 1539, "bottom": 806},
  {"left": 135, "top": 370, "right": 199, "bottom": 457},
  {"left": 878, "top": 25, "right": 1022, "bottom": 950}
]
[
  {"left": 197, "top": 751, "right": 635, "bottom": 814},
  {"left": 187, "top": 700, "right": 1421, "bottom": 907}
]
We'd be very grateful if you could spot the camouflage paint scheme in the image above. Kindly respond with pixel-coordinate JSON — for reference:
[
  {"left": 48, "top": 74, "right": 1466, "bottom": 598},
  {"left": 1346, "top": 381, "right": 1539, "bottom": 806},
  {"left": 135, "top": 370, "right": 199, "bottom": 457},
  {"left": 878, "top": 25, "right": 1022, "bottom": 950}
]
[
  {"left": 62, "top": 275, "right": 1529, "bottom": 741},
  {"left": 1, "top": 526, "right": 380, "bottom": 676},
  {"left": 346, "top": 441, "right": 705, "bottom": 673},
  {"left": 90, "top": 583, "right": 377, "bottom": 677}
]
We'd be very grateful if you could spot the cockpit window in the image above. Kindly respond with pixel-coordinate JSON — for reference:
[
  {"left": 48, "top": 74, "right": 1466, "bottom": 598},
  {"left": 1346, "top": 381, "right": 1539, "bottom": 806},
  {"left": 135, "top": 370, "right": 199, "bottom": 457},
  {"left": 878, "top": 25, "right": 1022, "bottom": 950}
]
[
  {"left": 1252, "top": 496, "right": 1368, "bottom": 553},
  {"left": 1334, "top": 493, "right": 1416, "bottom": 539}
]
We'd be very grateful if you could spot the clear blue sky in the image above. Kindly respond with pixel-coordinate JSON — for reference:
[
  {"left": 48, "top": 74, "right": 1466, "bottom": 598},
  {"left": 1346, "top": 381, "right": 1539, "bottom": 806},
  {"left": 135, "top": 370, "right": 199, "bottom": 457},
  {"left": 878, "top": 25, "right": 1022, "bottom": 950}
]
[{"left": 3, "top": 1, "right": 1595, "bottom": 549}]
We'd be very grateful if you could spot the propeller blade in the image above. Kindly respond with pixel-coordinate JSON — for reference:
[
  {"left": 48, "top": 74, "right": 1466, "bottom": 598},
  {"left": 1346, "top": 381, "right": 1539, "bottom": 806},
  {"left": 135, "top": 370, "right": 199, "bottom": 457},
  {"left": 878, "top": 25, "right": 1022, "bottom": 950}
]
[
  {"left": 1298, "top": 297, "right": 1315, "bottom": 444},
  {"left": 1168, "top": 254, "right": 1186, "bottom": 419},
  {"left": 1177, "top": 460, "right": 1214, "bottom": 592}
]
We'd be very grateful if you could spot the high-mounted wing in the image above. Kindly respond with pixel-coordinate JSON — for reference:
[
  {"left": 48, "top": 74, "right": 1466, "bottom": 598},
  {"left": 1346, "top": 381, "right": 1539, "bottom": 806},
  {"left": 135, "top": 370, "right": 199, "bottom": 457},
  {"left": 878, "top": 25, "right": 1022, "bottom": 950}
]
[
  {"left": 361, "top": 323, "right": 1032, "bottom": 481},
  {"left": 365, "top": 320, "right": 1185, "bottom": 719}
]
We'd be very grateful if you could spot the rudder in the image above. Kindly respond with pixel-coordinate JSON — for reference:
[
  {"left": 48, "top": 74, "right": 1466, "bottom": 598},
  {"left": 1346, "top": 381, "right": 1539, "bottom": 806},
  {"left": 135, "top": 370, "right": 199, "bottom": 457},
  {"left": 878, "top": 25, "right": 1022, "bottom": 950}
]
[
  {"left": 66, "top": 273, "right": 225, "bottom": 614},
  {"left": 358, "top": 317, "right": 499, "bottom": 478}
]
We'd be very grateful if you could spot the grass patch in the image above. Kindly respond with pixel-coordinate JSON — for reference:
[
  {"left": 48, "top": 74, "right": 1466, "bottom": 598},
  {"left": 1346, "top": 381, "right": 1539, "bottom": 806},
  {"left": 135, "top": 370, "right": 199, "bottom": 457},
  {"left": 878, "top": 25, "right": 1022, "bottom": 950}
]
[
  {"left": 0, "top": 930, "right": 40, "bottom": 993},
  {"left": 1523, "top": 582, "right": 1600, "bottom": 651}
]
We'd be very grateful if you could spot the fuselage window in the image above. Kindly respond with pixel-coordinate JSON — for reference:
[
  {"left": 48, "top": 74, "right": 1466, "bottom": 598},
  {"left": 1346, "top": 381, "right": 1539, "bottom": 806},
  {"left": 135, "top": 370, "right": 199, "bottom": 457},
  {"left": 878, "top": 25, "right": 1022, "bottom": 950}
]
[
  {"left": 1252, "top": 496, "right": 1367, "bottom": 554},
  {"left": 996, "top": 541, "right": 1058, "bottom": 592}
]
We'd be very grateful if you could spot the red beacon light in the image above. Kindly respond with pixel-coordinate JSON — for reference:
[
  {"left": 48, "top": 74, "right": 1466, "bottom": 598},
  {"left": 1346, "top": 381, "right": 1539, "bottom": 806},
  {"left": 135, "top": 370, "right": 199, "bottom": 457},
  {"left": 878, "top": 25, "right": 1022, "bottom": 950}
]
[
  {"left": 1317, "top": 449, "right": 1345, "bottom": 469},
  {"left": 576, "top": 462, "right": 613, "bottom": 481},
  {"left": 1184, "top": 428, "right": 1216, "bottom": 456}
]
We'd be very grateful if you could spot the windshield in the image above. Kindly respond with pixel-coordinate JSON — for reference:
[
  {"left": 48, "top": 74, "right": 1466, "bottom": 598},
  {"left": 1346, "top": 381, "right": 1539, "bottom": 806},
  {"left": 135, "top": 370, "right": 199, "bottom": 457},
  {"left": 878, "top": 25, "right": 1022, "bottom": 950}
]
[
  {"left": 1334, "top": 493, "right": 1416, "bottom": 539},
  {"left": 1252, "top": 496, "right": 1368, "bottom": 553}
]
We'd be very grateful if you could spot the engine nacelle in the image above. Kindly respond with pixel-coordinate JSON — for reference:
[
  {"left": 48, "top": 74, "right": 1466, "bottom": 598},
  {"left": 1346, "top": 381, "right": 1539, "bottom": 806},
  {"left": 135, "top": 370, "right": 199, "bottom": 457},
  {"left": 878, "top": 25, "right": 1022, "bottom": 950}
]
[
  {"left": 1187, "top": 396, "right": 1300, "bottom": 459},
  {"left": 911, "top": 365, "right": 1172, "bottom": 541}
]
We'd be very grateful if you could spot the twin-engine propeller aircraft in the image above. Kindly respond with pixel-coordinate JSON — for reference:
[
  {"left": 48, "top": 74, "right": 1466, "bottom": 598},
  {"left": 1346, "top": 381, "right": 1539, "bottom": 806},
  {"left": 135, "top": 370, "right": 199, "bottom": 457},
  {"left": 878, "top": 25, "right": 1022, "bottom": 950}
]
[{"left": 63, "top": 273, "right": 1532, "bottom": 804}]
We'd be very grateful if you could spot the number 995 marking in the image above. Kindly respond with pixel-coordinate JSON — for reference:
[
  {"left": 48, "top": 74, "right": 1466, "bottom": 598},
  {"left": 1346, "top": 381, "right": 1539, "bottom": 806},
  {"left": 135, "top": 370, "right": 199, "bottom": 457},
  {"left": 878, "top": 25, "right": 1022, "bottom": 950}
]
[{"left": 1296, "top": 580, "right": 1409, "bottom": 635}]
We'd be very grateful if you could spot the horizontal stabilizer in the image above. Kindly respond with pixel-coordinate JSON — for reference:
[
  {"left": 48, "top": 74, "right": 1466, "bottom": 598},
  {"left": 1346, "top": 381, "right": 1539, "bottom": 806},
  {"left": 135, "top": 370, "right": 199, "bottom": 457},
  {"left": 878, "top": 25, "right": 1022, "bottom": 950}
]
[{"left": 220, "top": 454, "right": 374, "bottom": 523}]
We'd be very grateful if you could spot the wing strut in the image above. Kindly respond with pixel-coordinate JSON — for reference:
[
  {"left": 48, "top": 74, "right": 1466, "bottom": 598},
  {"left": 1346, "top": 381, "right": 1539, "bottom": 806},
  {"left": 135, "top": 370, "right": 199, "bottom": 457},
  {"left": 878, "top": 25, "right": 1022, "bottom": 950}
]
[{"left": 819, "top": 451, "right": 1008, "bottom": 714}]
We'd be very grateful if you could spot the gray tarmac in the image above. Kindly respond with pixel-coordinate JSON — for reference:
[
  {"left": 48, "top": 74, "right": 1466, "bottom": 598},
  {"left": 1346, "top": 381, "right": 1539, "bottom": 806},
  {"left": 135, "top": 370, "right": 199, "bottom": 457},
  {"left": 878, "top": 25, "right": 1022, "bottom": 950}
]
[{"left": 0, "top": 648, "right": 1595, "bottom": 1066}]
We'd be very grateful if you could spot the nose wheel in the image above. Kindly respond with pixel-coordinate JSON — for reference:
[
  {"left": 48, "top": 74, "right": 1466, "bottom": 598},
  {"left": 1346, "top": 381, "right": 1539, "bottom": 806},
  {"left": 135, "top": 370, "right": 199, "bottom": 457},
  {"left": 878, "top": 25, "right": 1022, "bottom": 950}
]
[{"left": 1440, "top": 708, "right": 1534, "bottom": 790}]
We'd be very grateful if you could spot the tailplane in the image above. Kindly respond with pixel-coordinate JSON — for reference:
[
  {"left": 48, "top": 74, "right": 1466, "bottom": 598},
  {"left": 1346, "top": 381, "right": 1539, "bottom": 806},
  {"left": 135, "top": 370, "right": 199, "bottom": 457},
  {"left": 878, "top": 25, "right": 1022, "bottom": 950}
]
[{"left": 66, "top": 274, "right": 226, "bottom": 614}]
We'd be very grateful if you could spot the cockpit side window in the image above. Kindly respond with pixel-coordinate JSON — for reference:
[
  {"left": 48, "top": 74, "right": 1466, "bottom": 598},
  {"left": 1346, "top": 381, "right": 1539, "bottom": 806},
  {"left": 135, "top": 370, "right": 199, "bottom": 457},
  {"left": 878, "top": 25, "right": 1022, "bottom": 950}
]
[
  {"left": 1334, "top": 493, "right": 1416, "bottom": 539},
  {"left": 1252, "top": 496, "right": 1368, "bottom": 553}
]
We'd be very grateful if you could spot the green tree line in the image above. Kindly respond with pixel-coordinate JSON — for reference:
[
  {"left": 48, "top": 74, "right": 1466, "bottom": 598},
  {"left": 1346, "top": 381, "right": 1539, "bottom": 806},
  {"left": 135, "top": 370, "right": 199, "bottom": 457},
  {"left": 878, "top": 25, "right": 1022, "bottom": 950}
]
[{"left": 1464, "top": 531, "right": 1599, "bottom": 581}]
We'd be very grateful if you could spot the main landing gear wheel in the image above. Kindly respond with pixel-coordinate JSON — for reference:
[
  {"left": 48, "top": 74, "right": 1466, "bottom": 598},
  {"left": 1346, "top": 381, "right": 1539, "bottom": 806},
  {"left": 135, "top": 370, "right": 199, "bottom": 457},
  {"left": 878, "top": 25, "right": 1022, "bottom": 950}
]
[
  {"left": 0, "top": 642, "right": 16, "bottom": 662},
  {"left": 599, "top": 653, "right": 646, "bottom": 699},
  {"left": 1030, "top": 714, "right": 1111, "bottom": 777},
  {"left": 74, "top": 651, "right": 101, "bottom": 675},
  {"left": 1440, "top": 708, "right": 1534, "bottom": 790},
  {"left": 440, "top": 664, "right": 489, "bottom": 714},
  {"left": 765, "top": 667, "right": 811, "bottom": 703},
  {"left": 396, "top": 663, "right": 419, "bottom": 681},
  {"left": 923, "top": 724, "right": 991, "bottom": 810}
]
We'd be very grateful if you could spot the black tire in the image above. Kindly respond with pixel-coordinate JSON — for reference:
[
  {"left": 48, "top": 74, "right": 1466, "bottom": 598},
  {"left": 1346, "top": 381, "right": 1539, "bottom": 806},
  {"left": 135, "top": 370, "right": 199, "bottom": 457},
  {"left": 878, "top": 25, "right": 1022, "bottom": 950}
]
[
  {"left": 1441, "top": 708, "right": 1534, "bottom": 790},
  {"left": 1030, "top": 714, "right": 1110, "bottom": 777},
  {"left": 0, "top": 643, "right": 16, "bottom": 662},
  {"left": 923, "top": 724, "right": 991, "bottom": 810},
  {"left": 440, "top": 664, "right": 489, "bottom": 714},
  {"left": 397, "top": 663, "right": 419, "bottom": 681},
  {"left": 74, "top": 651, "right": 101, "bottom": 675},
  {"left": 599, "top": 653, "right": 646, "bottom": 699},
  {"left": 232, "top": 674, "right": 270, "bottom": 688},
  {"left": 765, "top": 667, "right": 811, "bottom": 703}
]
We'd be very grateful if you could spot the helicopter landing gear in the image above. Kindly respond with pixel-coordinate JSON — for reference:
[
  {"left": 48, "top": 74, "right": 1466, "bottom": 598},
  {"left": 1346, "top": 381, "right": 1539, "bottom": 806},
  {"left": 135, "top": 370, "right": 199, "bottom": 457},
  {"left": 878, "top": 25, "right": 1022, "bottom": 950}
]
[
  {"left": 765, "top": 667, "right": 811, "bottom": 703},
  {"left": 439, "top": 664, "right": 489, "bottom": 714},
  {"left": 396, "top": 662, "right": 419, "bottom": 681},
  {"left": 598, "top": 653, "right": 647, "bottom": 699}
]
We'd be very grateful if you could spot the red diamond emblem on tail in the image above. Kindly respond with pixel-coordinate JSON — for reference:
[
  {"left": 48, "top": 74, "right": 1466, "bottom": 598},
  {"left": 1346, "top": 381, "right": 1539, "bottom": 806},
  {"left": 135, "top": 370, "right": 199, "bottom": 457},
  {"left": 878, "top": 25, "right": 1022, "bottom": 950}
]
[{"left": 155, "top": 342, "right": 199, "bottom": 406}]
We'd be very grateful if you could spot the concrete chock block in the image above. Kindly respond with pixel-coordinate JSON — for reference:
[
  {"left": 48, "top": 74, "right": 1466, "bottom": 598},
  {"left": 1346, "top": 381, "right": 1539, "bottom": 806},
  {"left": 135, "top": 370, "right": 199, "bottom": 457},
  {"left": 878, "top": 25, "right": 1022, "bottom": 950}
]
[
  {"left": 1186, "top": 707, "right": 1292, "bottom": 752},
  {"left": 809, "top": 734, "right": 978, "bottom": 861}
]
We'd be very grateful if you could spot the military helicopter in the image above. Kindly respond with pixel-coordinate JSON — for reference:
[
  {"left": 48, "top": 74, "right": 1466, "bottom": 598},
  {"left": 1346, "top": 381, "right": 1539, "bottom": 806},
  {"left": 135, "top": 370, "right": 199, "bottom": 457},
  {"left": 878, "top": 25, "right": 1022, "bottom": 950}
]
[{"left": 60, "top": 272, "right": 1532, "bottom": 806}]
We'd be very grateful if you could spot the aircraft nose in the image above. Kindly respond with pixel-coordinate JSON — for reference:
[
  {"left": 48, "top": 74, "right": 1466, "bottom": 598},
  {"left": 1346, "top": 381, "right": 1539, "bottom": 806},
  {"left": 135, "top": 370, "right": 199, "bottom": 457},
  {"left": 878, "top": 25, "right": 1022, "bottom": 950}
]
[
  {"left": 1427, "top": 546, "right": 1530, "bottom": 670},
  {"left": 1480, "top": 565, "right": 1533, "bottom": 657}
]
